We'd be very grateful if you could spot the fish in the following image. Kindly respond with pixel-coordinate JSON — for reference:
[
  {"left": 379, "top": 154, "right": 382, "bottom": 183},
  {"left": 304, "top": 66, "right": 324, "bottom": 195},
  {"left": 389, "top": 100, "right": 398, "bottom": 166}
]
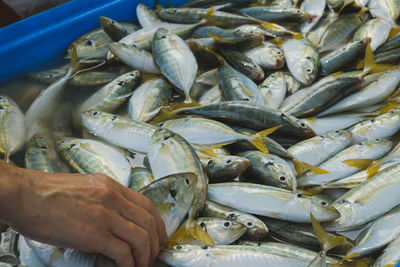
[
  {"left": 128, "top": 167, "right": 154, "bottom": 191},
  {"left": 99, "top": 16, "right": 139, "bottom": 41},
  {"left": 200, "top": 200, "right": 269, "bottom": 241},
  {"left": 325, "top": 161, "right": 400, "bottom": 231},
  {"left": 238, "top": 150, "right": 297, "bottom": 191},
  {"left": 287, "top": 130, "right": 353, "bottom": 166},
  {"left": 147, "top": 128, "right": 213, "bottom": 246},
  {"left": 372, "top": 234, "right": 400, "bottom": 267},
  {"left": 57, "top": 138, "right": 131, "bottom": 186},
  {"left": 128, "top": 77, "right": 176, "bottom": 122},
  {"left": 78, "top": 70, "right": 141, "bottom": 114},
  {"left": 158, "top": 117, "right": 279, "bottom": 153},
  {"left": 297, "top": 138, "right": 392, "bottom": 187},
  {"left": 201, "top": 155, "right": 250, "bottom": 183},
  {"left": 238, "top": 6, "right": 314, "bottom": 23},
  {"left": 139, "top": 172, "right": 197, "bottom": 237},
  {"left": 0, "top": 95, "right": 26, "bottom": 162},
  {"left": 136, "top": 3, "right": 163, "bottom": 28},
  {"left": 152, "top": 28, "right": 198, "bottom": 103},
  {"left": 221, "top": 48, "right": 265, "bottom": 81},
  {"left": 0, "top": 227, "right": 19, "bottom": 266},
  {"left": 244, "top": 42, "right": 285, "bottom": 70},
  {"left": 258, "top": 71, "right": 287, "bottom": 109},
  {"left": 81, "top": 111, "right": 158, "bottom": 153},
  {"left": 282, "top": 39, "right": 320, "bottom": 85},
  {"left": 207, "top": 182, "right": 340, "bottom": 222}
]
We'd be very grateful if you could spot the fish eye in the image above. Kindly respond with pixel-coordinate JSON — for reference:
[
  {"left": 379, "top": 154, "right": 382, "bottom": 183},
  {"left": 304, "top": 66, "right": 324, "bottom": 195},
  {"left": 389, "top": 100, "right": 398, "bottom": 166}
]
[
  {"left": 297, "top": 193, "right": 303, "bottom": 197},
  {"left": 111, "top": 20, "right": 115, "bottom": 24},
  {"left": 163, "top": 135, "right": 171, "bottom": 141},
  {"left": 0, "top": 106, "right": 4, "bottom": 110},
  {"left": 389, "top": 110, "right": 395, "bottom": 114},
  {"left": 320, "top": 201, "right": 328, "bottom": 206},
  {"left": 371, "top": 119, "right": 376, "bottom": 123},
  {"left": 300, "top": 122, "right": 307, "bottom": 128},
  {"left": 226, "top": 159, "right": 233, "bottom": 164},
  {"left": 337, "top": 199, "right": 346, "bottom": 204},
  {"left": 358, "top": 143, "right": 363, "bottom": 145},
  {"left": 228, "top": 213, "right": 236, "bottom": 220},
  {"left": 281, "top": 113, "right": 287, "bottom": 118},
  {"left": 262, "top": 85, "right": 269, "bottom": 89},
  {"left": 335, "top": 130, "right": 340, "bottom": 133},
  {"left": 92, "top": 111, "right": 99, "bottom": 116},
  {"left": 169, "top": 188, "right": 177, "bottom": 198},
  {"left": 175, "top": 245, "right": 182, "bottom": 250},
  {"left": 159, "top": 122, "right": 165, "bottom": 127},
  {"left": 199, "top": 222, "right": 205, "bottom": 228},
  {"left": 118, "top": 81, "right": 125, "bottom": 86},
  {"left": 85, "top": 39, "right": 92, "bottom": 45},
  {"left": 279, "top": 176, "right": 286, "bottom": 181},
  {"left": 202, "top": 246, "right": 208, "bottom": 249},
  {"left": 185, "top": 178, "right": 190, "bottom": 185},
  {"left": 171, "top": 9, "right": 177, "bottom": 13},
  {"left": 0, "top": 96, "right": 3, "bottom": 100},
  {"left": 130, "top": 73, "right": 135, "bottom": 77},
  {"left": 296, "top": 9, "right": 301, "bottom": 13},
  {"left": 247, "top": 221, "right": 253, "bottom": 227},
  {"left": 161, "top": 35, "right": 168, "bottom": 39},
  {"left": 276, "top": 51, "right": 282, "bottom": 56},
  {"left": 208, "top": 160, "right": 216, "bottom": 169},
  {"left": 306, "top": 68, "right": 313, "bottom": 74},
  {"left": 224, "top": 221, "right": 231, "bottom": 227},
  {"left": 375, "top": 138, "right": 381, "bottom": 141},
  {"left": 69, "top": 143, "right": 77, "bottom": 149},
  {"left": 242, "top": 98, "right": 251, "bottom": 101}
]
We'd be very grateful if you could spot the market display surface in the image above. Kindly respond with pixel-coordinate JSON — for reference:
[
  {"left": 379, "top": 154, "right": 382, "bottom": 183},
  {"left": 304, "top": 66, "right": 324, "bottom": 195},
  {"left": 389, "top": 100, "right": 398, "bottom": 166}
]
[{"left": 1, "top": 0, "right": 400, "bottom": 266}]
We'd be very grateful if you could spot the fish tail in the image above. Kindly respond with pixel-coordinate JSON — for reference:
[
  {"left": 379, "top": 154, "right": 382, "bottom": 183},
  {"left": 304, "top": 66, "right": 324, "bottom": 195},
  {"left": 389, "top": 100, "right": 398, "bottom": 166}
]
[
  {"left": 358, "top": 41, "right": 398, "bottom": 76},
  {"left": 310, "top": 213, "right": 346, "bottom": 252},
  {"left": 366, "top": 161, "right": 381, "bottom": 178},
  {"left": 355, "top": 6, "right": 370, "bottom": 18},
  {"left": 292, "top": 157, "right": 308, "bottom": 175},
  {"left": 247, "top": 125, "right": 282, "bottom": 154},
  {"left": 302, "top": 161, "right": 330, "bottom": 174},
  {"left": 342, "top": 159, "right": 373, "bottom": 169},
  {"left": 292, "top": 32, "right": 303, "bottom": 40},
  {"left": 168, "top": 220, "right": 215, "bottom": 247},
  {"left": 69, "top": 43, "right": 79, "bottom": 74}
]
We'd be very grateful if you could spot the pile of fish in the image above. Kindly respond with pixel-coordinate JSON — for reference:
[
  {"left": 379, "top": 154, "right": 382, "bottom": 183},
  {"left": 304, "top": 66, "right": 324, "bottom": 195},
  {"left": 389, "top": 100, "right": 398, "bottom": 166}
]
[{"left": 1, "top": 0, "right": 400, "bottom": 266}]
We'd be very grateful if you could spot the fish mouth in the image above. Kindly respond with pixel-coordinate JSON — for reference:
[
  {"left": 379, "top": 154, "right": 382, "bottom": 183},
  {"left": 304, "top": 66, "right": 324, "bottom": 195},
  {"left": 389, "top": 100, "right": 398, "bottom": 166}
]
[{"left": 235, "top": 159, "right": 251, "bottom": 173}]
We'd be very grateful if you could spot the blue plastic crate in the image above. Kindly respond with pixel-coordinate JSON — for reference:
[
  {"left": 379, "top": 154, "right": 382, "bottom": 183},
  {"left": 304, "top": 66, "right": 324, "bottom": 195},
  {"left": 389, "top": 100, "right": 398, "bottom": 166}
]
[{"left": 0, "top": 0, "right": 188, "bottom": 83}]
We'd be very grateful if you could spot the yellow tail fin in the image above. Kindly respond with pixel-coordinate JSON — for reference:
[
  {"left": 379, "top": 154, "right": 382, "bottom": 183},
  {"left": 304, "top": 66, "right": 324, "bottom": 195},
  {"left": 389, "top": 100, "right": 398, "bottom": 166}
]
[
  {"left": 366, "top": 162, "right": 381, "bottom": 178},
  {"left": 342, "top": 159, "right": 373, "bottom": 169},
  {"left": 293, "top": 158, "right": 309, "bottom": 175},
  {"left": 207, "top": 33, "right": 234, "bottom": 44},
  {"left": 168, "top": 221, "right": 215, "bottom": 247},
  {"left": 193, "top": 144, "right": 221, "bottom": 158},
  {"left": 389, "top": 26, "right": 400, "bottom": 38},
  {"left": 310, "top": 213, "right": 346, "bottom": 252},
  {"left": 247, "top": 125, "right": 282, "bottom": 154},
  {"left": 205, "top": 6, "right": 214, "bottom": 21},
  {"left": 303, "top": 162, "right": 330, "bottom": 174},
  {"left": 358, "top": 42, "right": 398, "bottom": 75}
]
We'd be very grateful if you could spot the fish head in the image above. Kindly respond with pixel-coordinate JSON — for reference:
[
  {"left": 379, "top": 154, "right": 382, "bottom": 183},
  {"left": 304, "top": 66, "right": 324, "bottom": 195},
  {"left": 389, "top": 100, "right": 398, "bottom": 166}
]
[
  {"left": 113, "top": 70, "right": 142, "bottom": 90},
  {"left": 0, "top": 95, "right": 15, "bottom": 110},
  {"left": 57, "top": 138, "right": 81, "bottom": 154},
  {"left": 229, "top": 213, "right": 269, "bottom": 240},
  {"left": 29, "top": 135, "right": 50, "bottom": 151},
  {"left": 99, "top": 16, "right": 121, "bottom": 35},
  {"left": 81, "top": 110, "right": 117, "bottom": 135},
  {"left": 296, "top": 57, "right": 317, "bottom": 85},
  {"left": 265, "top": 46, "right": 286, "bottom": 69},
  {"left": 272, "top": 162, "right": 297, "bottom": 191},
  {"left": 297, "top": 194, "right": 340, "bottom": 222},
  {"left": 323, "top": 129, "right": 352, "bottom": 143},
  {"left": 208, "top": 156, "right": 250, "bottom": 176},
  {"left": 153, "top": 28, "right": 172, "bottom": 42},
  {"left": 323, "top": 198, "right": 357, "bottom": 231},
  {"left": 375, "top": 109, "right": 400, "bottom": 128},
  {"left": 150, "top": 127, "right": 177, "bottom": 146},
  {"left": 282, "top": 114, "right": 317, "bottom": 138}
]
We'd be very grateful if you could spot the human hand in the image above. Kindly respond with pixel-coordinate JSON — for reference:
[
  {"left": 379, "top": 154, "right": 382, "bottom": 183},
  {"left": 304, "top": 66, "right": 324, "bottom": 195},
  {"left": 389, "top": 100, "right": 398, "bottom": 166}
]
[{"left": 0, "top": 164, "right": 167, "bottom": 267}]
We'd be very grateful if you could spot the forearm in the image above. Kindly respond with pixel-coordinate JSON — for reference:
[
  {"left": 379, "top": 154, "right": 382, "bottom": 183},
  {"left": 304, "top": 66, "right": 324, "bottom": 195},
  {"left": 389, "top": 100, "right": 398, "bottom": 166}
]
[{"left": 0, "top": 160, "right": 26, "bottom": 224}]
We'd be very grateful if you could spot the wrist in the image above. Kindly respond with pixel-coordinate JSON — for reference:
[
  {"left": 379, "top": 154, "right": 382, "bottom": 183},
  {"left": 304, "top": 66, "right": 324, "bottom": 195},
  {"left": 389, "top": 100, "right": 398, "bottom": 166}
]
[{"left": 0, "top": 161, "right": 27, "bottom": 223}]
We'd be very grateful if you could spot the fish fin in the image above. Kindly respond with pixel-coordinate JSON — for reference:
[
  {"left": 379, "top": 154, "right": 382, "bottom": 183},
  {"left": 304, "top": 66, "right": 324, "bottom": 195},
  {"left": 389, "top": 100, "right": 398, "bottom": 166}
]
[
  {"left": 149, "top": 101, "right": 200, "bottom": 124},
  {"left": 305, "top": 117, "right": 316, "bottom": 123},
  {"left": 0, "top": 147, "right": 7, "bottom": 162},
  {"left": 375, "top": 102, "right": 399, "bottom": 114},
  {"left": 342, "top": 159, "right": 373, "bottom": 169},
  {"left": 342, "top": 253, "right": 361, "bottom": 261},
  {"left": 302, "top": 186, "right": 325, "bottom": 196},
  {"left": 389, "top": 26, "right": 400, "bottom": 38},
  {"left": 310, "top": 213, "right": 346, "bottom": 252},
  {"left": 207, "top": 33, "right": 234, "bottom": 44},
  {"left": 247, "top": 126, "right": 282, "bottom": 154},
  {"left": 269, "top": 38, "right": 286, "bottom": 47},
  {"left": 193, "top": 144, "right": 220, "bottom": 158},
  {"left": 366, "top": 163, "right": 381, "bottom": 178},
  {"left": 205, "top": 6, "right": 214, "bottom": 21},
  {"left": 168, "top": 221, "right": 215, "bottom": 247},
  {"left": 70, "top": 43, "right": 79, "bottom": 73},
  {"left": 292, "top": 158, "right": 308, "bottom": 175},
  {"left": 292, "top": 32, "right": 303, "bottom": 40},
  {"left": 303, "top": 162, "right": 330, "bottom": 174},
  {"left": 359, "top": 42, "right": 399, "bottom": 75},
  {"left": 154, "top": 0, "right": 162, "bottom": 10}
]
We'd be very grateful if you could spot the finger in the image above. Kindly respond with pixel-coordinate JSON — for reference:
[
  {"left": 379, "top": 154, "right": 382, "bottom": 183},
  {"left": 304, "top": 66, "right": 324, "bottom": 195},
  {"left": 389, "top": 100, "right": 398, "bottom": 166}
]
[
  {"left": 96, "top": 233, "right": 135, "bottom": 267},
  {"left": 109, "top": 194, "right": 160, "bottom": 261},
  {"left": 119, "top": 187, "right": 168, "bottom": 244},
  {"left": 106, "top": 211, "right": 151, "bottom": 267}
]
